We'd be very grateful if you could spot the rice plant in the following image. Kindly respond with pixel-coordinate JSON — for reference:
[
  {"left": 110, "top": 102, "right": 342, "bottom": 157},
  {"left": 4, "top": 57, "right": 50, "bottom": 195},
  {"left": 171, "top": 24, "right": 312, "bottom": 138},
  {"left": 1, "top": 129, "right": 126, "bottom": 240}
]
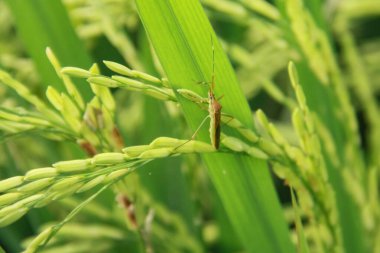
[{"left": 0, "top": 0, "right": 379, "bottom": 252}]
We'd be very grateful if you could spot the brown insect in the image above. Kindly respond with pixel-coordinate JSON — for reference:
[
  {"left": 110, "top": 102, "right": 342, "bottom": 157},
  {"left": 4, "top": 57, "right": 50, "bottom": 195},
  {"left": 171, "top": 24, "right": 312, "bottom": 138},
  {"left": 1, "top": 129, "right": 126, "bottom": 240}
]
[
  {"left": 207, "top": 39, "right": 222, "bottom": 149},
  {"left": 177, "top": 36, "right": 223, "bottom": 150}
]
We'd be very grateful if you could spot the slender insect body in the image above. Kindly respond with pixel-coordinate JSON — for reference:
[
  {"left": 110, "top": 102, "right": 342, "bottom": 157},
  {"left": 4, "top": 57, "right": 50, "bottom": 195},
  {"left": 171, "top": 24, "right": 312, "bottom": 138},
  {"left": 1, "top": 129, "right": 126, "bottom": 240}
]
[
  {"left": 207, "top": 35, "right": 223, "bottom": 150},
  {"left": 174, "top": 35, "right": 223, "bottom": 151},
  {"left": 208, "top": 90, "right": 222, "bottom": 149}
]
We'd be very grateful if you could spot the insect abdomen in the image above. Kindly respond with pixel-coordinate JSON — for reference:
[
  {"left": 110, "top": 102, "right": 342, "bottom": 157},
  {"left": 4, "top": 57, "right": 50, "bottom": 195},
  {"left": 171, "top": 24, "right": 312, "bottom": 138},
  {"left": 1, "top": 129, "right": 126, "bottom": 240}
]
[{"left": 209, "top": 99, "right": 222, "bottom": 149}]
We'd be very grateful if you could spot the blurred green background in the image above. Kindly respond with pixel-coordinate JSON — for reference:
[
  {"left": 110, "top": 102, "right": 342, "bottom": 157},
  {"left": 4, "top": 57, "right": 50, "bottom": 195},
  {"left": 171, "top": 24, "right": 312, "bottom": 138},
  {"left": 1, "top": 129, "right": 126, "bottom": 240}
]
[{"left": 0, "top": 0, "right": 380, "bottom": 252}]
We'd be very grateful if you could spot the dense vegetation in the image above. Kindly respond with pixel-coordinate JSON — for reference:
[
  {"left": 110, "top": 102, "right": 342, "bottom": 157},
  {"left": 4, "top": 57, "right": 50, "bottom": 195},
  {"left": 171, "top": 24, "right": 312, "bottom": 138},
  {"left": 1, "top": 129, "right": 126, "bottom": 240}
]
[{"left": 0, "top": 0, "right": 379, "bottom": 252}]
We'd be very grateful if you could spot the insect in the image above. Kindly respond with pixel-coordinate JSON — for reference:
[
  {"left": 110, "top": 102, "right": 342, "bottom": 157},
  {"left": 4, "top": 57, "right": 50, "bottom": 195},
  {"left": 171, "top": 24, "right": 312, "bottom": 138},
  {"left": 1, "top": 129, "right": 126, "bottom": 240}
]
[
  {"left": 176, "top": 36, "right": 223, "bottom": 150},
  {"left": 206, "top": 37, "right": 222, "bottom": 149}
]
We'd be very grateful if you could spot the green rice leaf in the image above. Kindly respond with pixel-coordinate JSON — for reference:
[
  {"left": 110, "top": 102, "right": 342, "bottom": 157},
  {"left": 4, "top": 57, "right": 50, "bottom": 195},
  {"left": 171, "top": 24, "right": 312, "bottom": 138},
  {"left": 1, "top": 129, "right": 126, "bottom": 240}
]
[{"left": 135, "top": 1, "right": 295, "bottom": 252}]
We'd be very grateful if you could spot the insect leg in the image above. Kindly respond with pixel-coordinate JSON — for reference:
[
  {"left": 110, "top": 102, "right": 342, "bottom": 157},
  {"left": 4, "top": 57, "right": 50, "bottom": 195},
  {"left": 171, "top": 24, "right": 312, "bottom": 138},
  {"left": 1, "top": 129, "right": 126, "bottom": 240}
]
[
  {"left": 221, "top": 113, "right": 235, "bottom": 125},
  {"left": 216, "top": 94, "right": 224, "bottom": 101},
  {"left": 173, "top": 115, "right": 210, "bottom": 151}
]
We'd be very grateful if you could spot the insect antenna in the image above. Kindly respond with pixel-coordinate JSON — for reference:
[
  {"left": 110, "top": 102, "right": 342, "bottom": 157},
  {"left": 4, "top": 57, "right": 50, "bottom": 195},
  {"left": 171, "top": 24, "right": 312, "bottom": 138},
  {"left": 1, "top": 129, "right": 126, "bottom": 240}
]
[{"left": 210, "top": 34, "right": 215, "bottom": 91}]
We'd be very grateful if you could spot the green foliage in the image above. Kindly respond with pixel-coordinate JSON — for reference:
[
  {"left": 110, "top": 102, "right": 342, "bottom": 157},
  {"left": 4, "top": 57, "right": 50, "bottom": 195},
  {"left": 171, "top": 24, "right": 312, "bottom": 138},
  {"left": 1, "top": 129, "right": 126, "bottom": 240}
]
[
  {"left": 4, "top": 0, "right": 93, "bottom": 99},
  {"left": 0, "top": 0, "right": 379, "bottom": 253}
]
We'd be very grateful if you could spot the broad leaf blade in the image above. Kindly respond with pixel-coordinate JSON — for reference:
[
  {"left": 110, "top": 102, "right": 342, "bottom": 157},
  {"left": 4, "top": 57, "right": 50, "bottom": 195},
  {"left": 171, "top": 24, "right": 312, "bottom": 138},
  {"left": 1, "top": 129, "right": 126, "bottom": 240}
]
[{"left": 136, "top": 1, "right": 295, "bottom": 252}]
